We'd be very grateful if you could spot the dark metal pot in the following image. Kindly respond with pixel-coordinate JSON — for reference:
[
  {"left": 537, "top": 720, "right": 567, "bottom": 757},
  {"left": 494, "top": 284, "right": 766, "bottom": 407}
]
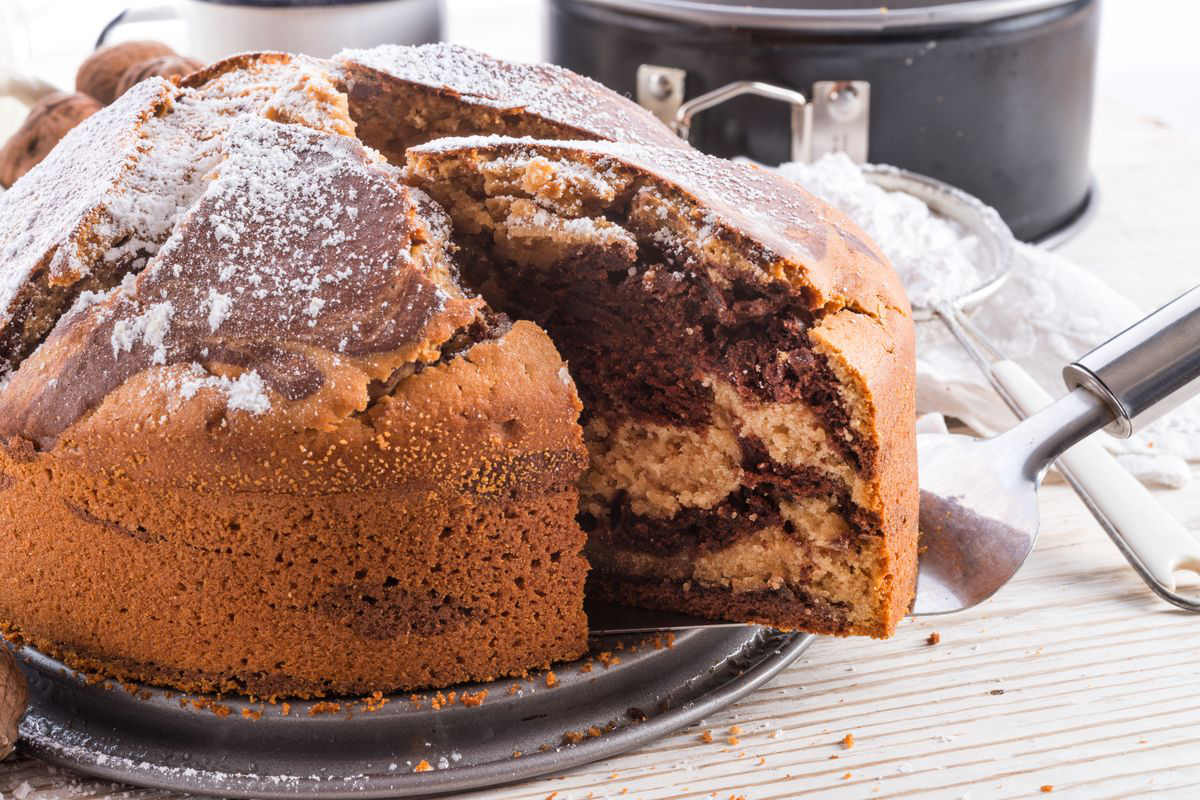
[{"left": 547, "top": 0, "right": 1099, "bottom": 242}]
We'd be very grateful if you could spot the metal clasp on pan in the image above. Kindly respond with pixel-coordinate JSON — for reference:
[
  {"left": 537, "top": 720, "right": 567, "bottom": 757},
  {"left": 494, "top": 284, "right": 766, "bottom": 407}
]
[{"left": 636, "top": 65, "right": 870, "bottom": 164}]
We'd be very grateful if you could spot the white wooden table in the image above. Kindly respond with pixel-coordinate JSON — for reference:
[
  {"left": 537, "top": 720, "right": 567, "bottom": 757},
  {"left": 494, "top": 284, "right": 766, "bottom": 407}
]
[{"left": 1, "top": 2, "right": 1199, "bottom": 797}]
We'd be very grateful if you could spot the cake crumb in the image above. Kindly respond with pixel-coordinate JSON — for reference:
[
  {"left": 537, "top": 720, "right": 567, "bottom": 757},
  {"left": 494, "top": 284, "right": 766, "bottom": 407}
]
[
  {"left": 413, "top": 760, "right": 432, "bottom": 773},
  {"left": 461, "top": 689, "right": 488, "bottom": 707},
  {"left": 1041, "top": 786, "right": 1054, "bottom": 793},
  {"left": 699, "top": 730, "right": 714, "bottom": 743},
  {"left": 308, "top": 701, "right": 342, "bottom": 716},
  {"left": 563, "top": 730, "right": 584, "bottom": 745},
  {"left": 596, "top": 651, "right": 621, "bottom": 668},
  {"left": 843, "top": 772, "right": 853, "bottom": 780},
  {"left": 241, "top": 708, "right": 262, "bottom": 720},
  {"left": 363, "top": 690, "right": 388, "bottom": 712},
  {"left": 842, "top": 733, "right": 855, "bottom": 749},
  {"left": 545, "top": 670, "right": 559, "bottom": 688},
  {"left": 729, "top": 725, "right": 743, "bottom": 735},
  {"left": 727, "top": 735, "right": 740, "bottom": 746},
  {"left": 927, "top": 632, "right": 941, "bottom": 645},
  {"left": 280, "top": 702, "right": 291, "bottom": 716}
]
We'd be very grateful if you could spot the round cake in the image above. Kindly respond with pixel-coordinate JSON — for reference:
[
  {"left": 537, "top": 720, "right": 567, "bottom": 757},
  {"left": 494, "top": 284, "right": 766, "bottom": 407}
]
[{"left": 0, "top": 45, "right": 917, "bottom": 697}]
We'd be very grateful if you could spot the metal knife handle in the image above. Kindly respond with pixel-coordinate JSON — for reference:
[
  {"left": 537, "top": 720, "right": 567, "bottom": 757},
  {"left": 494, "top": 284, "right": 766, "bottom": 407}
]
[{"left": 1063, "top": 285, "right": 1200, "bottom": 437}]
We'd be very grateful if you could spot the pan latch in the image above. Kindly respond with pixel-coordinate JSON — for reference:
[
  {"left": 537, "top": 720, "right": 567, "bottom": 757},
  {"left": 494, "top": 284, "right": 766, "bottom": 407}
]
[{"left": 636, "top": 65, "right": 870, "bottom": 164}]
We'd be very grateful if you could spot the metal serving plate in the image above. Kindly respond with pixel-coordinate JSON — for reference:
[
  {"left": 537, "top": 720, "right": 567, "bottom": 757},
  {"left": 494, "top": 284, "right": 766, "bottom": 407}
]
[{"left": 15, "top": 625, "right": 812, "bottom": 798}]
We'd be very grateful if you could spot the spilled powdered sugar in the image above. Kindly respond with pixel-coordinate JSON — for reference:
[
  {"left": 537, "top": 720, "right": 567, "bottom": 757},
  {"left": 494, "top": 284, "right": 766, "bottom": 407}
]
[{"left": 779, "top": 153, "right": 982, "bottom": 308}]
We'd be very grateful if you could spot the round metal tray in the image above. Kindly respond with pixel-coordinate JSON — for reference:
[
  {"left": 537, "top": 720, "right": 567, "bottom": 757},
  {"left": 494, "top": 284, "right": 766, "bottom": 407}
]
[{"left": 15, "top": 627, "right": 813, "bottom": 798}]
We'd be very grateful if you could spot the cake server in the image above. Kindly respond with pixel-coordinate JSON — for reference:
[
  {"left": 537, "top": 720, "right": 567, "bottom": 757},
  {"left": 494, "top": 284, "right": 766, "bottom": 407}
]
[{"left": 915, "top": 284, "right": 1200, "bottom": 614}]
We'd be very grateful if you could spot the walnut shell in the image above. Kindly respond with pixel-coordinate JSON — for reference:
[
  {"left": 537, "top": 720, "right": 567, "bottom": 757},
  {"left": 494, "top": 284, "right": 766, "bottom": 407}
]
[
  {"left": 114, "top": 54, "right": 204, "bottom": 99},
  {"left": 0, "top": 92, "right": 102, "bottom": 188},
  {"left": 76, "top": 40, "right": 176, "bottom": 105}
]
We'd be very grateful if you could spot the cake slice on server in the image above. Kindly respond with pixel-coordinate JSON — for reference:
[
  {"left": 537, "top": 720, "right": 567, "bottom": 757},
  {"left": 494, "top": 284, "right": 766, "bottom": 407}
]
[{"left": 406, "top": 136, "right": 919, "bottom": 637}]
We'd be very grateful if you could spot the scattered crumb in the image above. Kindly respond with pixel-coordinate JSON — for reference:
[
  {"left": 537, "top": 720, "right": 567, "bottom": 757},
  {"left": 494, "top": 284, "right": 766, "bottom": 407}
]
[
  {"left": 413, "top": 760, "right": 432, "bottom": 773},
  {"left": 843, "top": 772, "right": 853, "bottom": 780},
  {"left": 461, "top": 689, "right": 488, "bottom": 707},
  {"left": 308, "top": 701, "right": 342, "bottom": 716},
  {"left": 508, "top": 684, "right": 522, "bottom": 696},
  {"left": 990, "top": 689, "right": 1005, "bottom": 696},
  {"left": 280, "top": 702, "right": 291, "bottom": 716},
  {"left": 546, "top": 793, "right": 558, "bottom": 800},
  {"left": 727, "top": 735, "right": 740, "bottom": 746},
  {"left": 927, "top": 632, "right": 941, "bottom": 646},
  {"left": 512, "top": 750, "right": 523, "bottom": 759},
  {"left": 362, "top": 690, "right": 388, "bottom": 712},
  {"left": 241, "top": 708, "right": 262, "bottom": 720},
  {"left": 545, "top": 670, "right": 559, "bottom": 688},
  {"left": 596, "top": 651, "right": 621, "bottom": 668},
  {"left": 563, "top": 730, "right": 584, "bottom": 745},
  {"left": 757, "top": 757, "right": 766, "bottom": 766},
  {"left": 729, "top": 725, "right": 743, "bottom": 735},
  {"left": 587, "top": 725, "right": 604, "bottom": 738},
  {"left": 842, "top": 733, "right": 855, "bottom": 749},
  {"left": 700, "top": 730, "right": 714, "bottom": 744},
  {"left": 1041, "top": 786, "right": 1054, "bottom": 793}
]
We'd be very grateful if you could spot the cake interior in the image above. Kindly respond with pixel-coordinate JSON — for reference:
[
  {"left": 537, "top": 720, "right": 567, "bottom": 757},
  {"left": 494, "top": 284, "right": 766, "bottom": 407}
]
[{"left": 408, "top": 147, "right": 896, "bottom": 636}]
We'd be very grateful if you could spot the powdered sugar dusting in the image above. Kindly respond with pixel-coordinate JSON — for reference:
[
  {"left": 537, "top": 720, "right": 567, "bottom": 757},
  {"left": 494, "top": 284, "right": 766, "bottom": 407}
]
[
  {"left": 110, "top": 301, "right": 174, "bottom": 365},
  {"left": 336, "top": 43, "right": 680, "bottom": 148},
  {"left": 0, "top": 80, "right": 176, "bottom": 329},
  {"left": 206, "top": 289, "right": 233, "bottom": 331}
]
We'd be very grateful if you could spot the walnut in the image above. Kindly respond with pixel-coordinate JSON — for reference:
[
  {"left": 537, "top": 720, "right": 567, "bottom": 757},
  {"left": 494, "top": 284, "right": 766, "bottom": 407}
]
[
  {"left": 114, "top": 54, "right": 204, "bottom": 99},
  {"left": 75, "top": 40, "right": 176, "bottom": 104},
  {"left": 0, "top": 92, "right": 102, "bottom": 188}
]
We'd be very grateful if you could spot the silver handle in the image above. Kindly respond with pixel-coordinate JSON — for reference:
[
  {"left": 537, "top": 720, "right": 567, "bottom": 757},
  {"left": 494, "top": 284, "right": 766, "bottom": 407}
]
[
  {"left": 673, "top": 81, "right": 812, "bottom": 163},
  {"left": 1063, "top": 285, "right": 1200, "bottom": 437}
]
